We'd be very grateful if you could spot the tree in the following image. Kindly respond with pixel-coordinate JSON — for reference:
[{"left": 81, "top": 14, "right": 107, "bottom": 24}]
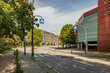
[
  {"left": 0, "top": 0, "right": 39, "bottom": 40},
  {"left": 5, "top": 35, "right": 22, "bottom": 46},
  {"left": 60, "top": 24, "right": 75, "bottom": 47},
  {"left": 0, "top": 0, "right": 38, "bottom": 52},
  {"left": 0, "top": 0, "right": 16, "bottom": 38},
  {"left": 12, "top": 0, "right": 34, "bottom": 40},
  {"left": 27, "top": 29, "right": 42, "bottom": 45}
]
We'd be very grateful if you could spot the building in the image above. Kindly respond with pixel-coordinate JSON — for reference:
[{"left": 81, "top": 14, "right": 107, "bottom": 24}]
[
  {"left": 40, "top": 30, "right": 59, "bottom": 46},
  {"left": 77, "top": 8, "right": 98, "bottom": 50},
  {"left": 98, "top": 0, "right": 110, "bottom": 52},
  {"left": 54, "top": 35, "right": 61, "bottom": 46},
  {"left": 77, "top": 0, "right": 110, "bottom": 52}
]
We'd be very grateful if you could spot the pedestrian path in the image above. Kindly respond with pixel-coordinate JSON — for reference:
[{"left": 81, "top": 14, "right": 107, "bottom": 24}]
[
  {"left": 19, "top": 48, "right": 58, "bottom": 73},
  {"left": 0, "top": 51, "right": 15, "bottom": 73},
  {"left": 19, "top": 50, "right": 46, "bottom": 73}
]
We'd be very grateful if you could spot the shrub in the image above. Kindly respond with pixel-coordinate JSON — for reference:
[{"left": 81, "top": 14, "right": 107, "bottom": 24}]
[{"left": 0, "top": 45, "right": 11, "bottom": 53}]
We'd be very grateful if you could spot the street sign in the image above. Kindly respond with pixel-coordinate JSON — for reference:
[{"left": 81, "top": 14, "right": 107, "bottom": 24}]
[
  {"left": 40, "top": 19, "right": 44, "bottom": 24},
  {"left": 76, "top": 22, "right": 78, "bottom": 26},
  {"left": 24, "top": 36, "right": 27, "bottom": 41},
  {"left": 74, "top": 25, "right": 77, "bottom": 30},
  {"left": 85, "top": 40, "right": 88, "bottom": 45}
]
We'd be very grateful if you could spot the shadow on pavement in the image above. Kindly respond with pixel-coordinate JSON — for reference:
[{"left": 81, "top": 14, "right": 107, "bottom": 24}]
[
  {"left": 48, "top": 47, "right": 110, "bottom": 62},
  {"left": 34, "top": 53, "right": 110, "bottom": 73},
  {"left": 0, "top": 51, "right": 15, "bottom": 73},
  {"left": 18, "top": 50, "right": 58, "bottom": 73}
]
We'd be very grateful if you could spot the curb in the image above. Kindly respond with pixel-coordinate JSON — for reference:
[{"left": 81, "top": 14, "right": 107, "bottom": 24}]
[{"left": 34, "top": 57, "right": 59, "bottom": 73}]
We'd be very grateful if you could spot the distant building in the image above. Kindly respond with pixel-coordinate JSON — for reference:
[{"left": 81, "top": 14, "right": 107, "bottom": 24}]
[
  {"left": 40, "top": 30, "right": 59, "bottom": 46},
  {"left": 54, "top": 35, "right": 61, "bottom": 46}
]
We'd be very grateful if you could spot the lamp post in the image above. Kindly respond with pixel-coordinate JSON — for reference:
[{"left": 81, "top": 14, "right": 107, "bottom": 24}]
[
  {"left": 31, "top": 0, "right": 44, "bottom": 60},
  {"left": 35, "top": 15, "right": 43, "bottom": 19},
  {"left": 24, "top": 31, "right": 27, "bottom": 55},
  {"left": 31, "top": 0, "right": 34, "bottom": 60},
  {"left": 31, "top": 15, "right": 44, "bottom": 60},
  {"left": 74, "top": 22, "right": 88, "bottom": 54},
  {"left": 77, "top": 25, "right": 88, "bottom": 54}
]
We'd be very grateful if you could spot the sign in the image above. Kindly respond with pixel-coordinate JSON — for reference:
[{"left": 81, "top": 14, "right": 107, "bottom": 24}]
[
  {"left": 40, "top": 19, "right": 44, "bottom": 24},
  {"left": 85, "top": 40, "right": 88, "bottom": 45},
  {"left": 74, "top": 25, "right": 77, "bottom": 30},
  {"left": 76, "top": 22, "right": 78, "bottom": 26},
  {"left": 24, "top": 36, "right": 27, "bottom": 41}
]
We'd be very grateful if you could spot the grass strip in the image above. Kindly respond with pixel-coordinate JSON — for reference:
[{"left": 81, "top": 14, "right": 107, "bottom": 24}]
[{"left": 92, "top": 54, "right": 110, "bottom": 59}]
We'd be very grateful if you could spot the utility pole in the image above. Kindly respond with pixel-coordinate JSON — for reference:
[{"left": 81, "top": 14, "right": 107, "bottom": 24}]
[
  {"left": 24, "top": 37, "right": 26, "bottom": 55},
  {"left": 23, "top": 28, "right": 26, "bottom": 55},
  {"left": 32, "top": 0, "right": 34, "bottom": 60},
  {"left": 31, "top": 1, "right": 44, "bottom": 60},
  {"left": 23, "top": 0, "right": 29, "bottom": 56}
]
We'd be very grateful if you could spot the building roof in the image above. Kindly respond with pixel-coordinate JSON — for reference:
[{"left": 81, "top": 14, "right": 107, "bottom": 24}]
[{"left": 78, "top": 7, "right": 98, "bottom": 22}]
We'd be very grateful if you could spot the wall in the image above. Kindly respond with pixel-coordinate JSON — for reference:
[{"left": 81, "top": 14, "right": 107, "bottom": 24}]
[
  {"left": 98, "top": 0, "right": 110, "bottom": 52},
  {"left": 40, "top": 30, "right": 56, "bottom": 45},
  {"left": 77, "top": 8, "right": 98, "bottom": 43}
]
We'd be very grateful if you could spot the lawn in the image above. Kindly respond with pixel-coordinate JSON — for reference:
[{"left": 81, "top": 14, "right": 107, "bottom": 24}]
[{"left": 92, "top": 54, "right": 110, "bottom": 59}]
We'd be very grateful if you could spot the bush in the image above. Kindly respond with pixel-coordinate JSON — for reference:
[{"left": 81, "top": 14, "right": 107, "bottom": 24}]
[
  {"left": 0, "top": 48, "right": 3, "bottom": 53},
  {"left": 47, "top": 42, "right": 50, "bottom": 46},
  {"left": 0, "top": 45, "right": 11, "bottom": 53}
]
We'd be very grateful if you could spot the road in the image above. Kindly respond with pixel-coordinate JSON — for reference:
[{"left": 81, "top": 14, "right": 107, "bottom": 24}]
[{"left": 27, "top": 46, "right": 110, "bottom": 73}]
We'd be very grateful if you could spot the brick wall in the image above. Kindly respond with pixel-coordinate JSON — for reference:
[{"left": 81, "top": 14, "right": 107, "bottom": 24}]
[{"left": 98, "top": 0, "right": 110, "bottom": 52}]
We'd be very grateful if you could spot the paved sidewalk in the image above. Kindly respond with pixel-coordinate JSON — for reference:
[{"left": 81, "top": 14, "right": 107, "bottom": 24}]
[
  {"left": 0, "top": 51, "right": 15, "bottom": 73},
  {"left": 57, "top": 49, "right": 110, "bottom": 66},
  {"left": 54, "top": 48, "right": 110, "bottom": 61},
  {"left": 19, "top": 48, "right": 58, "bottom": 73},
  {"left": 19, "top": 50, "right": 46, "bottom": 73}
]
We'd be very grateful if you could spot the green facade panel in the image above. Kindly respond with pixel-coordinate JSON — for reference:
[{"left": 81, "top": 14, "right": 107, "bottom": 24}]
[{"left": 77, "top": 13, "right": 98, "bottom": 42}]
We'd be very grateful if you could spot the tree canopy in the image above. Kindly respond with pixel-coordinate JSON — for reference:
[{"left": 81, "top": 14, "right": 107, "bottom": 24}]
[
  {"left": 0, "top": 0, "right": 38, "bottom": 41},
  {"left": 27, "top": 29, "right": 42, "bottom": 44},
  {"left": 60, "top": 24, "right": 75, "bottom": 44},
  {"left": 0, "top": 0, "right": 16, "bottom": 37},
  {"left": 0, "top": 0, "right": 40, "bottom": 52}
]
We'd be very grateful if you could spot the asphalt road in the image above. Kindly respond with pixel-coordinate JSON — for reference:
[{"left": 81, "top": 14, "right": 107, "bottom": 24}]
[{"left": 35, "top": 47, "right": 110, "bottom": 73}]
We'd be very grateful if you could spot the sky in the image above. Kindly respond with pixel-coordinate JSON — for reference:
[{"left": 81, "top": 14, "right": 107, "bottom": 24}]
[{"left": 33, "top": 0, "right": 98, "bottom": 35}]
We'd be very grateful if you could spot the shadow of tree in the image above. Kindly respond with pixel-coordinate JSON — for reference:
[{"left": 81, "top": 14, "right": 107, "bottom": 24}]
[
  {"left": 34, "top": 53, "right": 110, "bottom": 73},
  {"left": 0, "top": 51, "right": 15, "bottom": 73},
  {"left": 18, "top": 50, "right": 57, "bottom": 73}
]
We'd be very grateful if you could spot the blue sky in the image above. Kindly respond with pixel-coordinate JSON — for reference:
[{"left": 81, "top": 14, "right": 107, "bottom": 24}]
[{"left": 33, "top": 0, "right": 98, "bottom": 35}]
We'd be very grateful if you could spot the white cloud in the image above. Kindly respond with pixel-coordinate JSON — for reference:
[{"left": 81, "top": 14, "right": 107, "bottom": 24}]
[
  {"left": 34, "top": 7, "right": 55, "bottom": 17},
  {"left": 34, "top": 5, "right": 97, "bottom": 35}
]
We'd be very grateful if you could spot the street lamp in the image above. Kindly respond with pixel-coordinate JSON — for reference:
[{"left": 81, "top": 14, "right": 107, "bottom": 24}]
[
  {"left": 35, "top": 15, "right": 43, "bottom": 19},
  {"left": 74, "top": 22, "right": 88, "bottom": 54},
  {"left": 31, "top": 15, "right": 44, "bottom": 60},
  {"left": 24, "top": 30, "right": 27, "bottom": 55},
  {"left": 31, "top": 0, "right": 44, "bottom": 60},
  {"left": 31, "top": 0, "right": 34, "bottom": 60},
  {"left": 78, "top": 25, "right": 88, "bottom": 54}
]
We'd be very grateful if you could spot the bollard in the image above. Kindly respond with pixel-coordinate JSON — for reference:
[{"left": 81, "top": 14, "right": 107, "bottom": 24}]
[{"left": 14, "top": 49, "right": 23, "bottom": 73}]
